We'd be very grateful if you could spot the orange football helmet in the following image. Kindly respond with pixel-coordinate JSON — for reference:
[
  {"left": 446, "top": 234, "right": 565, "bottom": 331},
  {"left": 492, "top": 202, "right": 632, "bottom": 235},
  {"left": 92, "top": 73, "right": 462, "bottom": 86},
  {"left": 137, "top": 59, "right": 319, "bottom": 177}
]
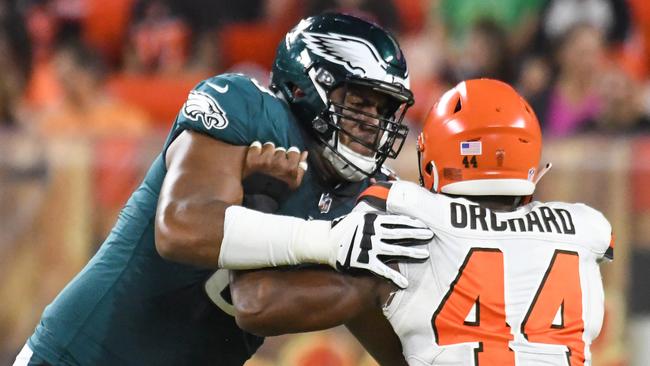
[{"left": 418, "top": 79, "right": 547, "bottom": 196}]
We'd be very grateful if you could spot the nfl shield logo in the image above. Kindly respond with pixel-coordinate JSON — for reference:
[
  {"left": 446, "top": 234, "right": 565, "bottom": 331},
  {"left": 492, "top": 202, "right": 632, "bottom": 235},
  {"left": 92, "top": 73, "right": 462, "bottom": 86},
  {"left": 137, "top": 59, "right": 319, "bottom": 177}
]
[{"left": 318, "top": 193, "right": 333, "bottom": 213}]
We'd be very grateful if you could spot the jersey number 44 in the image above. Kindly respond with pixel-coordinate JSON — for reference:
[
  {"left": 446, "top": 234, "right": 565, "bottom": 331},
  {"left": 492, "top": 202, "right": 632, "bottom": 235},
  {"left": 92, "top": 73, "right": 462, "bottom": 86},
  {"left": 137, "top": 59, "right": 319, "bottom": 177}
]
[{"left": 432, "top": 248, "right": 585, "bottom": 366}]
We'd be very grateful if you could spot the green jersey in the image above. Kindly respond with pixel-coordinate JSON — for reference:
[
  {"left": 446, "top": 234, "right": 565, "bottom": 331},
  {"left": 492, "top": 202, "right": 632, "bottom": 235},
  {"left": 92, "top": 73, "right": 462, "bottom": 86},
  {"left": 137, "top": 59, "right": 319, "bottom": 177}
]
[{"left": 27, "top": 74, "right": 386, "bottom": 365}]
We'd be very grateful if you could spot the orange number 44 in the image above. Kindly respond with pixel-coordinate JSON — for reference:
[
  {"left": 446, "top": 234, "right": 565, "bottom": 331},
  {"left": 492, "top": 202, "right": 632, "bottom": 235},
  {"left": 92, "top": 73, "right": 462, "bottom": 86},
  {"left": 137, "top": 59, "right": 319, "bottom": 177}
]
[{"left": 432, "top": 248, "right": 585, "bottom": 365}]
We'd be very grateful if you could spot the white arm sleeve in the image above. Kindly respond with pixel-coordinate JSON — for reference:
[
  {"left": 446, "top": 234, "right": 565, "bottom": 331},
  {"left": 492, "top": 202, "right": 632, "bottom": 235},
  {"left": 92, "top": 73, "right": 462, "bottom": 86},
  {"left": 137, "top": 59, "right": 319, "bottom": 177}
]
[{"left": 218, "top": 206, "right": 336, "bottom": 269}]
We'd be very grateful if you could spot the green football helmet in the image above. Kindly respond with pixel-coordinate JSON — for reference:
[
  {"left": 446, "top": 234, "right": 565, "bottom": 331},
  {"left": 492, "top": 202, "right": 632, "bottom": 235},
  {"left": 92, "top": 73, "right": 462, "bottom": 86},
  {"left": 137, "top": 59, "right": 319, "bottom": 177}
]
[{"left": 271, "top": 13, "right": 414, "bottom": 181}]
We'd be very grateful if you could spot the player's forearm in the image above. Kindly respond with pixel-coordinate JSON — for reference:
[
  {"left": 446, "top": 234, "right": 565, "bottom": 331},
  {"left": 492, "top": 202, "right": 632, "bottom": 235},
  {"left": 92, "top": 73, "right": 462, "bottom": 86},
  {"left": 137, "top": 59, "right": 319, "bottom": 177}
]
[
  {"left": 155, "top": 131, "right": 248, "bottom": 268},
  {"left": 230, "top": 267, "right": 383, "bottom": 336},
  {"left": 155, "top": 195, "right": 238, "bottom": 267}
]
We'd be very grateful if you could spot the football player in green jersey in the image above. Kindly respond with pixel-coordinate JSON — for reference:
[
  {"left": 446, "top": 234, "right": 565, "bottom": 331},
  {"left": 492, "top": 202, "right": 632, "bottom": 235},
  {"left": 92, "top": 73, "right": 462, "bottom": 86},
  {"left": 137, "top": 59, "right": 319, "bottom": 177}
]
[{"left": 15, "top": 13, "right": 432, "bottom": 366}]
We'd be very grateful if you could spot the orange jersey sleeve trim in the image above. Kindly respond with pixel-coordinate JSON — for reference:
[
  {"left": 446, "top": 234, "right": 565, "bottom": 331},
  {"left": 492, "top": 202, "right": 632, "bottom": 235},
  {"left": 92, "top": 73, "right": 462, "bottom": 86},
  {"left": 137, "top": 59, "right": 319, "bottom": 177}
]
[
  {"left": 356, "top": 182, "right": 392, "bottom": 211},
  {"left": 359, "top": 184, "right": 390, "bottom": 201}
]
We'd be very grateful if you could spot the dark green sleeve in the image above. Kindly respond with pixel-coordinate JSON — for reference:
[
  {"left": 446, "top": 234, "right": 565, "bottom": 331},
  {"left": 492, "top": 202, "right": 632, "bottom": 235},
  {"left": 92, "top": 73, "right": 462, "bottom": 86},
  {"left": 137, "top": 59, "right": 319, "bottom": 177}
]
[
  {"left": 163, "top": 73, "right": 300, "bottom": 165},
  {"left": 175, "top": 74, "right": 265, "bottom": 146}
]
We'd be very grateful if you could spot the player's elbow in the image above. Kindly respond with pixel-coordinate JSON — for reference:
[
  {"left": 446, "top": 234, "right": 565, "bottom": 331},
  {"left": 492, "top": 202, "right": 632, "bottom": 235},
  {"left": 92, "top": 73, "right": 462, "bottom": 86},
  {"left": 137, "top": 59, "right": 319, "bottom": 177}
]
[
  {"left": 155, "top": 221, "right": 184, "bottom": 262},
  {"left": 234, "top": 311, "right": 280, "bottom": 336},
  {"left": 154, "top": 203, "right": 204, "bottom": 263},
  {"left": 154, "top": 231, "right": 185, "bottom": 262},
  {"left": 231, "top": 275, "right": 282, "bottom": 336}
]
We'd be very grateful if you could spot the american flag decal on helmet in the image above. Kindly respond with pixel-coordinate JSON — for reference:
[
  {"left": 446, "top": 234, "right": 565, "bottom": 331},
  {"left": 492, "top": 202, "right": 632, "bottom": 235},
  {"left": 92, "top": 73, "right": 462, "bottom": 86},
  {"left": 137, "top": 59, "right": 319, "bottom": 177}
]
[{"left": 460, "top": 141, "right": 482, "bottom": 156}]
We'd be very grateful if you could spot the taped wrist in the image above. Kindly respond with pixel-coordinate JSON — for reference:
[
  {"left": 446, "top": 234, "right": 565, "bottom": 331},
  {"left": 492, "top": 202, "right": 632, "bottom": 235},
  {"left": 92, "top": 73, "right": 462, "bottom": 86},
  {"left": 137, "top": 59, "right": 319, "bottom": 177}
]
[{"left": 218, "top": 206, "right": 335, "bottom": 269}]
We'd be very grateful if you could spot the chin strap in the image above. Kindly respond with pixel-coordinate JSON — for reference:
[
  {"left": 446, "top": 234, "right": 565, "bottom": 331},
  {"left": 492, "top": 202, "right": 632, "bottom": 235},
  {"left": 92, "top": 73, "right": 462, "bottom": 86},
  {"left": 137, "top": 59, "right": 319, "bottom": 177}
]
[
  {"left": 321, "top": 136, "right": 377, "bottom": 182},
  {"left": 534, "top": 162, "right": 553, "bottom": 185},
  {"left": 520, "top": 162, "right": 553, "bottom": 206}
]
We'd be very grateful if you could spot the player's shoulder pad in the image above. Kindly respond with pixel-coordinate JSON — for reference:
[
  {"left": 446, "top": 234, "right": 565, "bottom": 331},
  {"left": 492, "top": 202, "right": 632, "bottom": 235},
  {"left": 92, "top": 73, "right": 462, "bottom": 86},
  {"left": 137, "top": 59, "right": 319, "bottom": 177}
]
[
  {"left": 178, "top": 73, "right": 281, "bottom": 145},
  {"left": 383, "top": 180, "right": 454, "bottom": 230},
  {"left": 545, "top": 201, "right": 614, "bottom": 260},
  {"left": 356, "top": 181, "right": 393, "bottom": 211}
]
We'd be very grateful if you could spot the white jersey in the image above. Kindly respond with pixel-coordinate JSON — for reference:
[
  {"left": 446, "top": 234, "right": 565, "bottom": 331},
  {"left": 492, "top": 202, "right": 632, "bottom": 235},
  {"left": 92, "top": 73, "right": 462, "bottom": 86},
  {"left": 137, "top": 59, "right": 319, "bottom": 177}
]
[{"left": 372, "top": 181, "right": 613, "bottom": 366}]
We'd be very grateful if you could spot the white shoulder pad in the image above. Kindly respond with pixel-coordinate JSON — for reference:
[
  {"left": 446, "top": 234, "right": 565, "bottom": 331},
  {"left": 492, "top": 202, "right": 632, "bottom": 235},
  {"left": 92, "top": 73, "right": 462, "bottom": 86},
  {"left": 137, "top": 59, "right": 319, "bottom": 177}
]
[
  {"left": 386, "top": 181, "right": 450, "bottom": 230},
  {"left": 544, "top": 202, "right": 613, "bottom": 260}
]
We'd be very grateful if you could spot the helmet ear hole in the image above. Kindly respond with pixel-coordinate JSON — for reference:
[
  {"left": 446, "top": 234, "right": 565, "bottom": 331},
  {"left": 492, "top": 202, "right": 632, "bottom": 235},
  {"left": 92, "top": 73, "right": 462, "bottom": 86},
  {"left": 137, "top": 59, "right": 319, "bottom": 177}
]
[
  {"left": 290, "top": 84, "right": 305, "bottom": 99},
  {"left": 425, "top": 161, "right": 433, "bottom": 174},
  {"left": 453, "top": 98, "right": 462, "bottom": 113}
]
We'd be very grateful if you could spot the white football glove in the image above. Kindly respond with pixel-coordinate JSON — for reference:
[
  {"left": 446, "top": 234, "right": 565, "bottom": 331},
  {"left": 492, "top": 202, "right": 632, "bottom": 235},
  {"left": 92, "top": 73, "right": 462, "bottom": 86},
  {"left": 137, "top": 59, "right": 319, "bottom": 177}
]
[
  {"left": 327, "top": 211, "right": 433, "bottom": 288},
  {"left": 219, "top": 206, "right": 432, "bottom": 288}
]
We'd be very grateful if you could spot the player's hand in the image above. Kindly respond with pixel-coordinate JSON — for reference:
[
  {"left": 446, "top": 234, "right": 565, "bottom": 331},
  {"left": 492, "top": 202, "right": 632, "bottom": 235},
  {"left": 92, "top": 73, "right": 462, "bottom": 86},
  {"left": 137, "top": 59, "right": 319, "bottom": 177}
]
[
  {"left": 244, "top": 141, "right": 308, "bottom": 190},
  {"left": 328, "top": 211, "right": 433, "bottom": 289}
]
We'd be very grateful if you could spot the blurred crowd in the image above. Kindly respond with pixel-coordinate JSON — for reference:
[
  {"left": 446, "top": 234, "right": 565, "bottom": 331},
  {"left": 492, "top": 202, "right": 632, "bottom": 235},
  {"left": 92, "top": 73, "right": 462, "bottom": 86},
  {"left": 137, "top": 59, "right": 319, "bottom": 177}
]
[
  {"left": 0, "top": 0, "right": 647, "bottom": 135},
  {"left": 1, "top": 0, "right": 650, "bottom": 365}
]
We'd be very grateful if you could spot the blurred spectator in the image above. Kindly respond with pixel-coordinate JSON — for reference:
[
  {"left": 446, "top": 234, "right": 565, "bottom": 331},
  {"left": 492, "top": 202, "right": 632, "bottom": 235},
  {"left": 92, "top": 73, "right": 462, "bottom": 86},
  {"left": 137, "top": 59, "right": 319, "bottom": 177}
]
[
  {"left": 217, "top": 0, "right": 301, "bottom": 72},
  {"left": 34, "top": 40, "right": 153, "bottom": 241},
  {"left": 398, "top": 21, "right": 451, "bottom": 126},
  {"left": 531, "top": 0, "right": 630, "bottom": 54},
  {"left": 125, "top": 0, "right": 191, "bottom": 74},
  {"left": 435, "top": 0, "right": 544, "bottom": 57},
  {"left": 24, "top": 0, "right": 60, "bottom": 64},
  {"left": 408, "top": 17, "right": 516, "bottom": 125},
  {"left": 0, "top": 1, "right": 46, "bottom": 246},
  {"left": 393, "top": 0, "right": 427, "bottom": 35},
  {"left": 582, "top": 67, "right": 650, "bottom": 135},
  {"left": 22, "top": 0, "right": 60, "bottom": 110},
  {"left": 0, "top": 4, "right": 48, "bottom": 359},
  {"left": 81, "top": 0, "right": 136, "bottom": 65},
  {"left": 262, "top": 0, "right": 302, "bottom": 28},
  {"left": 185, "top": 29, "right": 222, "bottom": 74},
  {"left": 0, "top": 0, "right": 31, "bottom": 82},
  {"left": 528, "top": 24, "right": 606, "bottom": 138},
  {"left": 35, "top": 40, "right": 151, "bottom": 137},
  {"left": 516, "top": 55, "right": 552, "bottom": 102},
  {"left": 0, "top": 18, "right": 29, "bottom": 133},
  {"left": 105, "top": 72, "right": 207, "bottom": 127},
  {"left": 307, "top": 0, "right": 400, "bottom": 32},
  {"left": 171, "top": 0, "right": 264, "bottom": 33},
  {"left": 453, "top": 18, "right": 514, "bottom": 83},
  {"left": 628, "top": 0, "right": 650, "bottom": 78}
]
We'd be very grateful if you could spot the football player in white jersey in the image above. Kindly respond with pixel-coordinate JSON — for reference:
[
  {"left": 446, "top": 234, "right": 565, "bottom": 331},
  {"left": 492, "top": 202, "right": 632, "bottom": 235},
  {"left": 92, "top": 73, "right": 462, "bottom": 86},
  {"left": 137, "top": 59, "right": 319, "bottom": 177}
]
[
  {"left": 230, "top": 79, "right": 614, "bottom": 366},
  {"left": 356, "top": 78, "right": 614, "bottom": 366}
]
